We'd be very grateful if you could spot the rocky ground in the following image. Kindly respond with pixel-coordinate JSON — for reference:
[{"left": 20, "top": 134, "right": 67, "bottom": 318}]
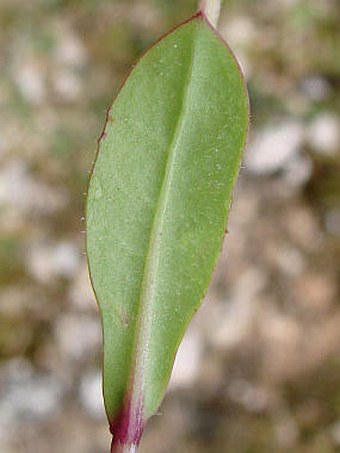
[{"left": 0, "top": 0, "right": 339, "bottom": 452}]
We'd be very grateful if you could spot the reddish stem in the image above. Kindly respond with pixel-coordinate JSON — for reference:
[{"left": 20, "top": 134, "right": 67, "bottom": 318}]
[{"left": 111, "top": 440, "right": 137, "bottom": 453}]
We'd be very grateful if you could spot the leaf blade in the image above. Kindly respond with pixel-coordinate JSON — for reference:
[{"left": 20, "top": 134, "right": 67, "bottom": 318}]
[{"left": 86, "top": 12, "right": 249, "bottom": 446}]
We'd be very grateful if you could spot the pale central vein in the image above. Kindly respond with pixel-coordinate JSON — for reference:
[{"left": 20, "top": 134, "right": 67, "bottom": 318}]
[{"left": 126, "top": 24, "right": 199, "bottom": 431}]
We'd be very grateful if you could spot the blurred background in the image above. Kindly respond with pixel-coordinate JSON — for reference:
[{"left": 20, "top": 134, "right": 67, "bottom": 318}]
[{"left": 0, "top": 0, "right": 339, "bottom": 451}]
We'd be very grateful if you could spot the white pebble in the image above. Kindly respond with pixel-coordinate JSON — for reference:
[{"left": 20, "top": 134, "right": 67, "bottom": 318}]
[
  {"left": 169, "top": 325, "right": 202, "bottom": 390},
  {"left": 246, "top": 121, "right": 305, "bottom": 174},
  {"left": 55, "top": 314, "right": 101, "bottom": 361},
  {"left": 79, "top": 370, "right": 105, "bottom": 419},
  {"left": 26, "top": 241, "right": 79, "bottom": 283},
  {"left": 13, "top": 61, "right": 46, "bottom": 105},
  {"left": 307, "top": 113, "right": 339, "bottom": 155},
  {"left": 301, "top": 75, "right": 331, "bottom": 101}
]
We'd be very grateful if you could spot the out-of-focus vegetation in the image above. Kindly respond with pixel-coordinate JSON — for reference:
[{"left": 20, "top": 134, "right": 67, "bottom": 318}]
[{"left": 0, "top": 0, "right": 339, "bottom": 452}]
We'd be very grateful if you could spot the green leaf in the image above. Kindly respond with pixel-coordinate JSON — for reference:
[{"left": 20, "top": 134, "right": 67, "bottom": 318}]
[{"left": 86, "top": 11, "right": 248, "bottom": 450}]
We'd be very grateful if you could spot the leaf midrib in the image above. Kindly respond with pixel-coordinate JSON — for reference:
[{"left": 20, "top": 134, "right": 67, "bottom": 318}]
[{"left": 126, "top": 21, "right": 200, "bottom": 428}]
